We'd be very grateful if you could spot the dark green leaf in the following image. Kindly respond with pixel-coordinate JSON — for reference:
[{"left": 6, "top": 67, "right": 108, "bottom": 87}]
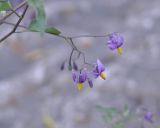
[
  {"left": 0, "top": 1, "right": 11, "bottom": 11},
  {"left": 45, "top": 27, "right": 61, "bottom": 36}
]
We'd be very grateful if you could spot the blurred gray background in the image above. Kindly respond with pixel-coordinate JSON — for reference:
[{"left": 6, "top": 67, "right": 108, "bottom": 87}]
[{"left": 0, "top": 0, "right": 160, "bottom": 128}]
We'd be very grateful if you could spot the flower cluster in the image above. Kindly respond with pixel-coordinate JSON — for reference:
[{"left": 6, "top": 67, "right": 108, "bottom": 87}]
[
  {"left": 61, "top": 32, "right": 124, "bottom": 91},
  {"left": 72, "top": 59, "right": 106, "bottom": 91}
]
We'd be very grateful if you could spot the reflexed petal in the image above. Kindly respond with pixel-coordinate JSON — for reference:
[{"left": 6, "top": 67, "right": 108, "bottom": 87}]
[
  {"left": 117, "top": 34, "right": 124, "bottom": 47},
  {"left": 92, "top": 59, "right": 105, "bottom": 79},
  {"left": 72, "top": 70, "right": 78, "bottom": 83},
  {"left": 79, "top": 70, "right": 87, "bottom": 83},
  {"left": 73, "top": 61, "right": 78, "bottom": 71},
  {"left": 97, "top": 59, "right": 105, "bottom": 73}
]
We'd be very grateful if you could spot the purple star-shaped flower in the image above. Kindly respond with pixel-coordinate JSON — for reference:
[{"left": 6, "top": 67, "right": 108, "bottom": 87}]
[
  {"left": 107, "top": 32, "right": 124, "bottom": 54},
  {"left": 72, "top": 69, "right": 87, "bottom": 91},
  {"left": 92, "top": 59, "right": 106, "bottom": 80}
]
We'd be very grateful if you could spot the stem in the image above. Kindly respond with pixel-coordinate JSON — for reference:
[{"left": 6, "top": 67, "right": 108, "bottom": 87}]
[
  {"left": 0, "top": 0, "right": 27, "bottom": 22},
  {"left": 69, "top": 48, "right": 75, "bottom": 68},
  {"left": 10, "top": 8, "right": 21, "bottom": 18},
  {"left": 2, "top": 21, "right": 27, "bottom": 28},
  {"left": 69, "top": 38, "right": 93, "bottom": 66},
  {"left": 0, "top": 5, "right": 28, "bottom": 43},
  {"left": 68, "top": 34, "right": 110, "bottom": 39}
]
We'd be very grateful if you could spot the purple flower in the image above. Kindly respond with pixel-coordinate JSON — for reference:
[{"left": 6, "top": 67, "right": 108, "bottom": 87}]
[
  {"left": 92, "top": 59, "right": 106, "bottom": 80},
  {"left": 73, "top": 61, "right": 78, "bottom": 71},
  {"left": 144, "top": 111, "right": 153, "bottom": 123},
  {"left": 107, "top": 32, "right": 124, "bottom": 54},
  {"left": 72, "top": 69, "right": 87, "bottom": 91}
]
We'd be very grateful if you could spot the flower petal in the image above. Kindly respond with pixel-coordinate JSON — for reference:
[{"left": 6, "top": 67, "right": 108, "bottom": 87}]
[
  {"left": 107, "top": 32, "right": 124, "bottom": 50},
  {"left": 79, "top": 70, "right": 87, "bottom": 83},
  {"left": 72, "top": 70, "right": 78, "bottom": 83},
  {"left": 97, "top": 59, "right": 105, "bottom": 73}
]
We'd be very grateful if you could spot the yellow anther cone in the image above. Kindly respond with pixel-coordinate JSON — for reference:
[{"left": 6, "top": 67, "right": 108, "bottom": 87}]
[
  {"left": 77, "top": 83, "right": 83, "bottom": 91},
  {"left": 100, "top": 72, "right": 106, "bottom": 80},
  {"left": 117, "top": 47, "right": 123, "bottom": 55}
]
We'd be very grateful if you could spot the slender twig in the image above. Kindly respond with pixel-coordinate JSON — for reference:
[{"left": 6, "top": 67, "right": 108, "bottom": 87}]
[
  {"left": 63, "top": 37, "right": 75, "bottom": 49},
  {"left": 69, "top": 48, "right": 75, "bottom": 68},
  {"left": 1, "top": 21, "right": 110, "bottom": 41},
  {"left": 2, "top": 21, "right": 27, "bottom": 28},
  {"left": 73, "top": 52, "right": 81, "bottom": 61},
  {"left": 10, "top": 8, "right": 21, "bottom": 18},
  {"left": 69, "top": 34, "right": 110, "bottom": 39},
  {"left": 0, "top": 0, "right": 27, "bottom": 22},
  {"left": 0, "top": 5, "right": 28, "bottom": 43},
  {"left": 69, "top": 38, "right": 79, "bottom": 51},
  {"left": 69, "top": 38, "right": 93, "bottom": 66}
]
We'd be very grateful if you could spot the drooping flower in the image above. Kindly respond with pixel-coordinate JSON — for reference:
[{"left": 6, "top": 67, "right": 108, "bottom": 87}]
[
  {"left": 60, "top": 61, "right": 65, "bottom": 71},
  {"left": 72, "top": 61, "right": 78, "bottom": 71},
  {"left": 72, "top": 69, "right": 87, "bottom": 91},
  {"left": 144, "top": 111, "right": 153, "bottom": 123},
  {"left": 107, "top": 32, "right": 124, "bottom": 54},
  {"left": 92, "top": 59, "right": 106, "bottom": 80}
]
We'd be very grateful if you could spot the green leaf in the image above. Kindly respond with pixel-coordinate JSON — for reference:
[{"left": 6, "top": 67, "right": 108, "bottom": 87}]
[
  {"left": 112, "top": 121, "right": 124, "bottom": 128},
  {"left": 0, "top": 1, "right": 11, "bottom": 11},
  {"left": 45, "top": 27, "right": 61, "bottom": 36},
  {"left": 27, "top": 0, "right": 46, "bottom": 32},
  {"left": 27, "top": 0, "right": 61, "bottom": 35},
  {"left": 28, "top": 27, "right": 61, "bottom": 36}
]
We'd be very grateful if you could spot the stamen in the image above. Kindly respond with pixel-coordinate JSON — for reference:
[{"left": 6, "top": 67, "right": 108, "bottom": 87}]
[
  {"left": 117, "top": 47, "right": 123, "bottom": 55},
  {"left": 77, "top": 83, "right": 83, "bottom": 91},
  {"left": 100, "top": 72, "right": 106, "bottom": 80}
]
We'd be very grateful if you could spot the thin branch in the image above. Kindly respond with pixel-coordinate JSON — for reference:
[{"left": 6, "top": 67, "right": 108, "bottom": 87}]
[
  {"left": 0, "top": 5, "right": 28, "bottom": 43},
  {"left": 69, "top": 48, "right": 75, "bottom": 68},
  {"left": 68, "top": 34, "right": 110, "bottom": 39},
  {"left": 2, "top": 21, "right": 27, "bottom": 28},
  {"left": 69, "top": 38, "right": 93, "bottom": 66},
  {"left": 10, "top": 8, "right": 21, "bottom": 18},
  {"left": 0, "top": 0, "right": 27, "bottom": 22}
]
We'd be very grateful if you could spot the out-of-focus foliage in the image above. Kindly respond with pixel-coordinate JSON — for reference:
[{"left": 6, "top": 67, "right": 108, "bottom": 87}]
[
  {"left": 27, "top": 0, "right": 46, "bottom": 32},
  {"left": 42, "top": 115, "right": 56, "bottom": 128},
  {"left": 27, "top": 0, "right": 61, "bottom": 35},
  {"left": 0, "top": 0, "right": 12, "bottom": 11},
  {"left": 96, "top": 105, "right": 117, "bottom": 123},
  {"left": 97, "top": 105, "right": 132, "bottom": 128}
]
